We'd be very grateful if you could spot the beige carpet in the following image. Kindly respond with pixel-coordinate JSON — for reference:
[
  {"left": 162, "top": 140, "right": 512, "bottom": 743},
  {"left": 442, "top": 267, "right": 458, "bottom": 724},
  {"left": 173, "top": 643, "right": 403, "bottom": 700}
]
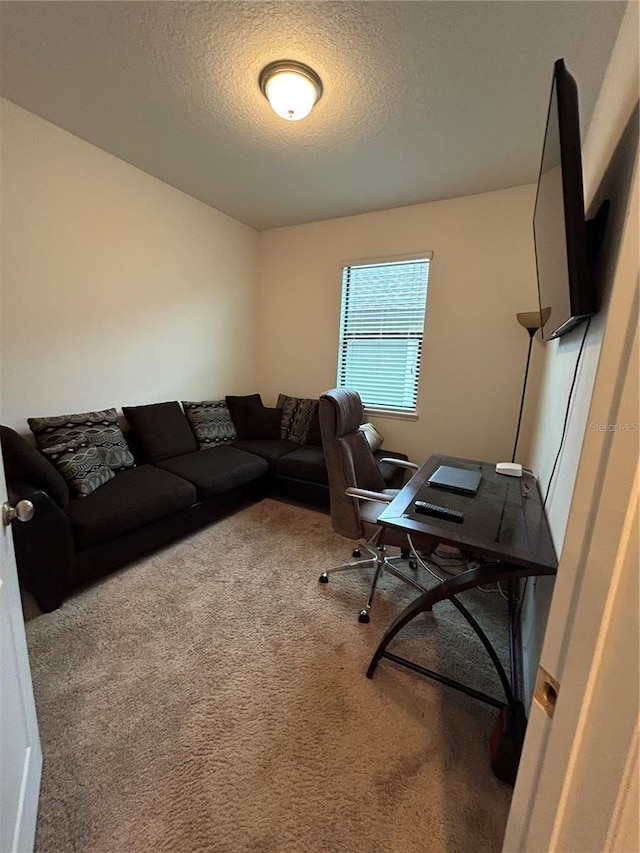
[{"left": 25, "top": 498, "right": 513, "bottom": 852}]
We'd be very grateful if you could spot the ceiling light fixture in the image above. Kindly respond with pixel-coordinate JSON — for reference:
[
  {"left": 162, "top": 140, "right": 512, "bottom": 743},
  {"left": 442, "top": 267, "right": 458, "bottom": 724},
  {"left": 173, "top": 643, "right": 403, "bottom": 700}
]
[{"left": 259, "top": 60, "right": 323, "bottom": 122}]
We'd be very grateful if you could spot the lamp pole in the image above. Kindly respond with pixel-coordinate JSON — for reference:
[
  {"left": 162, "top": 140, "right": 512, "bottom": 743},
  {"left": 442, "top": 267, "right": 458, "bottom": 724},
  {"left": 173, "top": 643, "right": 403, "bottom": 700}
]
[
  {"left": 511, "top": 308, "right": 550, "bottom": 465},
  {"left": 511, "top": 326, "right": 537, "bottom": 464}
]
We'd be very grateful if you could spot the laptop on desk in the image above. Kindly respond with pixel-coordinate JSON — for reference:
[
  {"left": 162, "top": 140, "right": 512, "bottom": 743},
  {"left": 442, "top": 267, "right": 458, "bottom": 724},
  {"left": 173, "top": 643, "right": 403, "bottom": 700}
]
[{"left": 427, "top": 465, "right": 482, "bottom": 496}]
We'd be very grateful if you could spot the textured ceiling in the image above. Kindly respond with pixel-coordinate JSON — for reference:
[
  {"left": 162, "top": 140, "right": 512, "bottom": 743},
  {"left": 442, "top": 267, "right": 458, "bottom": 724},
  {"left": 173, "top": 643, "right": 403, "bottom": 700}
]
[{"left": 0, "top": 1, "right": 626, "bottom": 230}]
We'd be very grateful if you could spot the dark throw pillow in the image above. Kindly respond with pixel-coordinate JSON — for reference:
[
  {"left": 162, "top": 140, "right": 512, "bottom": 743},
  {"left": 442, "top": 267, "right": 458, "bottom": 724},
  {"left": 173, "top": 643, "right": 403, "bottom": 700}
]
[
  {"left": 182, "top": 400, "right": 237, "bottom": 449},
  {"left": 242, "top": 407, "right": 283, "bottom": 440},
  {"left": 276, "top": 394, "right": 318, "bottom": 444},
  {"left": 225, "top": 394, "right": 264, "bottom": 441},
  {"left": 122, "top": 401, "right": 197, "bottom": 463},
  {"left": 28, "top": 408, "right": 135, "bottom": 473},
  {"left": 42, "top": 441, "right": 115, "bottom": 498}
]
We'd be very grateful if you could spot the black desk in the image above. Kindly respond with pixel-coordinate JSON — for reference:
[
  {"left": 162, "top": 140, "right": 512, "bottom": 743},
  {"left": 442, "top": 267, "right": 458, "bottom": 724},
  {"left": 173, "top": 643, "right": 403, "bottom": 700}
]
[{"left": 367, "top": 454, "right": 558, "bottom": 711}]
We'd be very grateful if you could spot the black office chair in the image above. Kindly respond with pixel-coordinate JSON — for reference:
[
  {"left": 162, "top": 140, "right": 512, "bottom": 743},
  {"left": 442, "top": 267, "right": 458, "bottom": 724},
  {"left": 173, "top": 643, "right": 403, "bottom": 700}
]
[{"left": 318, "top": 388, "right": 429, "bottom": 622}]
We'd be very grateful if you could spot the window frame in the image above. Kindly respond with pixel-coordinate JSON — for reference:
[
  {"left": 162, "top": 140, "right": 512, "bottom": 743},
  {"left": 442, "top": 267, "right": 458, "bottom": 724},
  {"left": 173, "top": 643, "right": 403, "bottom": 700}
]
[{"left": 336, "top": 251, "right": 433, "bottom": 420}]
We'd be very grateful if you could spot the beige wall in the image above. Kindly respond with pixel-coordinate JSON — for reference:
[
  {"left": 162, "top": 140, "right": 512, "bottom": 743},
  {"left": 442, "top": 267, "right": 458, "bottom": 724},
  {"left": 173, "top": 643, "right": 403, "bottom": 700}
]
[
  {"left": 257, "top": 185, "right": 539, "bottom": 464},
  {"left": 0, "top": 99, "right": 259, "bottom": 432}
]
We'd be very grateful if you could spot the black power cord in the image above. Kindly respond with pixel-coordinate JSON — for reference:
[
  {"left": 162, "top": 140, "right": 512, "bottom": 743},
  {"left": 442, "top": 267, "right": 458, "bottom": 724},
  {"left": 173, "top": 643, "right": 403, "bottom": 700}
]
[{"left": 543, "top": 318, "right": 592, "bottom": 508}]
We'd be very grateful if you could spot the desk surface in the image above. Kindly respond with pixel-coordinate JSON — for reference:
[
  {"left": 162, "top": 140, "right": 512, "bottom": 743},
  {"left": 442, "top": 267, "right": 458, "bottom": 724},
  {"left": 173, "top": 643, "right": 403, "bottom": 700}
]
[{"left": 378, "top": 454, "right": 558, "bottom": 574}]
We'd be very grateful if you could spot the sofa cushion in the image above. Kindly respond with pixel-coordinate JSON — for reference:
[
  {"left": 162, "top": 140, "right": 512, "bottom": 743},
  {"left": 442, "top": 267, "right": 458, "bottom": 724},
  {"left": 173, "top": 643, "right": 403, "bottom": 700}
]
[
  {"left": 182, "top": 400, "right": 236, "bottom": 449},
  {"left": 226, "top": 396, "right": 285, "bottom": 441},
  {"left": 0, "top": 425, "right": 70, "bottom": 510},
  {"left": 66, "top": 465, "right": 197, "bottom": 550},
  {"left": 42, "top": 441, "right": 115, "bottom": 498},
  {"left": 275, "top": 446, "right": 409, "bottom": 488},
  {"left": 225, "top": 394, "right": 264, "bottom": 440},
  {"left": 232, "top": 439, "right": 299, "bottom": 471},
  {"left": 275, "top": 444, "right": 328, "bottom": 484},
  {"left": 154, "top": 446, "right": 268, "bottom": 500},
  {"left": 123, "top": 402, "right": 197, "bottom": 463},
  {"left": 276, "top": 394, "right": 318, "bottom": 444},
  {"left": 28, "top": 408, "right": 135, "bottom": 472}
]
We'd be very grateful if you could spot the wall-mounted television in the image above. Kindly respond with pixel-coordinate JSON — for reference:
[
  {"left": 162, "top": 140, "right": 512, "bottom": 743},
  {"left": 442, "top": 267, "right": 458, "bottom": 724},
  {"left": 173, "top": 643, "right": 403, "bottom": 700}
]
[{"left": 533, "top": 58, "right": 597, "bottom": 340}]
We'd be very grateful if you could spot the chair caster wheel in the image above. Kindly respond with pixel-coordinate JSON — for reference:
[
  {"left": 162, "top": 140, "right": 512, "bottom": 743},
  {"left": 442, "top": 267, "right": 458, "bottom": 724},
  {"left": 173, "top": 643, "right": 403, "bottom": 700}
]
[
  {"left": 409, "top": 559, "right": 417, "bottom": 570},
  {"left": 358, "top": 609, "right": 370, "bottom": 624},
  {"left": 319, "top": 573, "right": 329, "bottom": 584},
  {"left": 352, "top": 548, "right": 361, "bottom": 558}
]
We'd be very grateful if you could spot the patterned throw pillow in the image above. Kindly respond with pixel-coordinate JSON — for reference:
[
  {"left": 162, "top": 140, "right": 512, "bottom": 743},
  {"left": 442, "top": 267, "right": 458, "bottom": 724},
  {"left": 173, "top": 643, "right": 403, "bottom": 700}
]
[
  {"left": 276, "top": 394, "right": 318, "bottom": 444},
  {"left": 28, "top": 408, "right": 135, "bottom": 472},
  {"left": 42, "top": 442, "right": 114, "bottom": 498},
  {"left": 182, "top": 400, "right": 237, "bottom": 449}
]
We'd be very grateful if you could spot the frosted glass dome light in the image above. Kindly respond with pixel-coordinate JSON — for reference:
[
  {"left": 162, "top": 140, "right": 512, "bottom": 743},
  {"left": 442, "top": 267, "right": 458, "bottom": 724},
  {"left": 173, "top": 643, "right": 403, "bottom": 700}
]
[{"left": 259, "top": 61, "right": 323, "bottom": 122}]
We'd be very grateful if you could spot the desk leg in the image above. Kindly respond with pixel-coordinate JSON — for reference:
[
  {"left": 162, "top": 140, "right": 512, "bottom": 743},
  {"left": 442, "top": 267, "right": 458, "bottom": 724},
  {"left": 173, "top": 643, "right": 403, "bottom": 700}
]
[
  {"left": 366, "top": 563, "right": 550, "bottom": 709},
  {"left": 507, "top": 579, "right": 519, "bottom": 700}
]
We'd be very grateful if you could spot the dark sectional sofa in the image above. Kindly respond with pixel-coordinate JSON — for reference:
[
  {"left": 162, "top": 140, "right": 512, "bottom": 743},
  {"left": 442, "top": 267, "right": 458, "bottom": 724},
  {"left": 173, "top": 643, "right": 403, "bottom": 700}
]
[{"left": 1, "top": 395, "right": 407, "bottom": 612}]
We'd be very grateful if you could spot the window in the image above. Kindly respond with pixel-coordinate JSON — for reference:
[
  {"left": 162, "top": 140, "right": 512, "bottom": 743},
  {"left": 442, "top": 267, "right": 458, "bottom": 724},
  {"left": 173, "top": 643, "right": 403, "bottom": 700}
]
[{"left": 337, "top": 255, "right": 431, "bottom": 416}]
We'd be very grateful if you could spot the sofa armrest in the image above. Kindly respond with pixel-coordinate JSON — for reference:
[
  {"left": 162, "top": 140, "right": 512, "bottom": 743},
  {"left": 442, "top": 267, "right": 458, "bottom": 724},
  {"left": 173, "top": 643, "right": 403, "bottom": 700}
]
[{"left": 7, "top": 481, "right": 75, "bottom": 612}]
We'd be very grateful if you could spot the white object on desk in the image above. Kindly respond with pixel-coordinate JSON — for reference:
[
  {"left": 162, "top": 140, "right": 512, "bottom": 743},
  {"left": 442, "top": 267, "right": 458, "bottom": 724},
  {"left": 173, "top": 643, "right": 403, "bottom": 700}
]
[{"left": 496, "top": 462, "right": 523, "bottom": 477}]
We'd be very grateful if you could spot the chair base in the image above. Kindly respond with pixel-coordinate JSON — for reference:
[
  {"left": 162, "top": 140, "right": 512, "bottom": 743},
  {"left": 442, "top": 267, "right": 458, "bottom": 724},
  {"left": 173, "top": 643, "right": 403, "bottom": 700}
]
[{"left": 319, "top": 538, "right": 426, "bottom": 622}]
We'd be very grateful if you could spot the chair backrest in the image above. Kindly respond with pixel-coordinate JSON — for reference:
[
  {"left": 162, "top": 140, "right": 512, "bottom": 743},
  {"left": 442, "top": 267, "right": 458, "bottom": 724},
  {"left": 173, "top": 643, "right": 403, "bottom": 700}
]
[{"left": 319, "top": 389, "right": 387, "bottom": 540}]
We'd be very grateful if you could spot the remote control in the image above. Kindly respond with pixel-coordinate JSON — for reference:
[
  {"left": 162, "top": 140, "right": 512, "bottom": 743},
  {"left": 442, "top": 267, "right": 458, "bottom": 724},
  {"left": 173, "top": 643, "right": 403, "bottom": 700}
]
[{"left": 414, "top": 501, "right": 464, "bottom": 523}]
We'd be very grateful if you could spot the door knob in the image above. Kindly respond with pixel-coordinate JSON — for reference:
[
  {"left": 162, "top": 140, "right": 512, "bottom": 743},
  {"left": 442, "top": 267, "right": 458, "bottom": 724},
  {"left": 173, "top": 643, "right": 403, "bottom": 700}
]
[{"left": 2, "top": 499, "right": 35, "bottom": 526}]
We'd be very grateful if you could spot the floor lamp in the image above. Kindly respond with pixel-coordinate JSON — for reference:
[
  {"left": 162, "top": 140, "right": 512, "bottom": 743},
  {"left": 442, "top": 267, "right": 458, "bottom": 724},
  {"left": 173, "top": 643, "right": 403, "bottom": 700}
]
[{"left": 511, "top": 307, "right": 552, "bottom": 464}]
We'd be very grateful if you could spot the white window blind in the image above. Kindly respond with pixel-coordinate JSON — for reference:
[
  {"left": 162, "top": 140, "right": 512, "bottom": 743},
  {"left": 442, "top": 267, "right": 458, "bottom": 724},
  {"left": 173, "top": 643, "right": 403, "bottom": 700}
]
[{"left": 337, "top": 257, "right": 431, "bottom": 414}]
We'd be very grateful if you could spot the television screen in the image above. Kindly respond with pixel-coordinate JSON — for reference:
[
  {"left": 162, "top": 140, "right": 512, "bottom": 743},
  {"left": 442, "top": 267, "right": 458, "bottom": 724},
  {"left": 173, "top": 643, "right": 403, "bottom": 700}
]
[{"left": 534, "top": 59, "right": 594, "bottom": 340}]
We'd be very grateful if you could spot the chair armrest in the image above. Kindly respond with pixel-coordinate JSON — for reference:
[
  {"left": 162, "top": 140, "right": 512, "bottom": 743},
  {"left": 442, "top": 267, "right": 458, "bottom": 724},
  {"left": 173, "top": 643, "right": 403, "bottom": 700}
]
[
  {"left": 379, "top": 458, "right": 419, "bottom": 470},
  {"left": 345, "top": 487, "right": 393, "bottom": 504}
]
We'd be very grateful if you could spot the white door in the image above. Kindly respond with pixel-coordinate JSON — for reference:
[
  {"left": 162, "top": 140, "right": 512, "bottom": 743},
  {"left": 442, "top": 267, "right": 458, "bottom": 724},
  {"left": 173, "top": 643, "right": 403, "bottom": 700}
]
[{"left": 0, "top": 446, "right": 42, "bottom": 852}]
